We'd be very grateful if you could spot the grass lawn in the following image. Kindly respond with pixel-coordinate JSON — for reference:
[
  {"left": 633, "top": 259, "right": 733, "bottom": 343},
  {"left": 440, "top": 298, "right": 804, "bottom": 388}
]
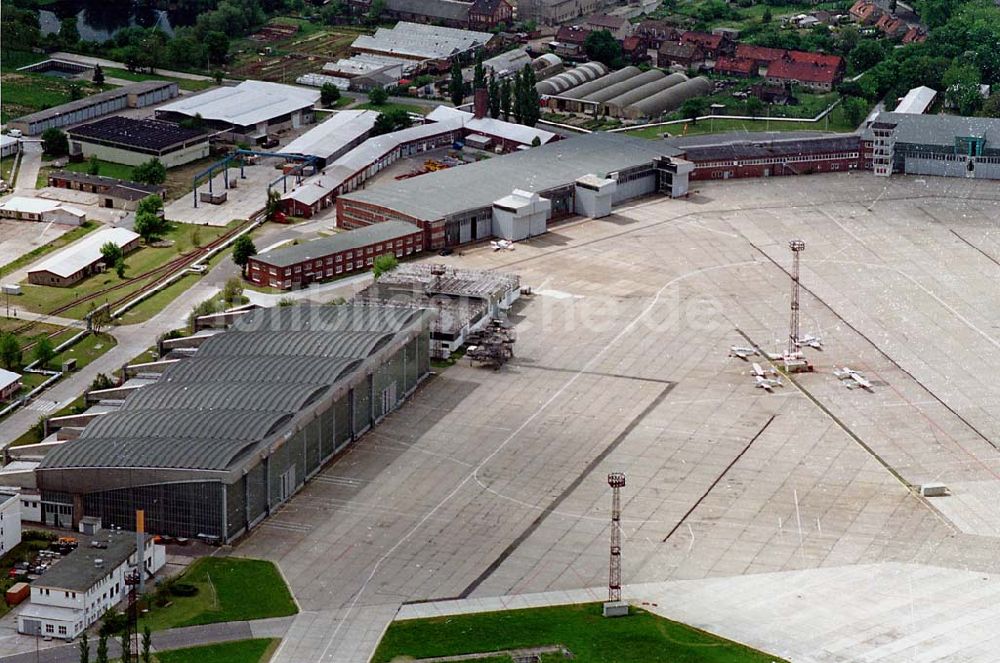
[
  {"left": 356, "top": 101, "right": 427, "bottom": 115},
  {"left": 118, "top": 273, "right": 201, "bottom": 325},
  {"left": 0, "top": 221, "right": 98, "bottom": 280},
  {"left": 37, "top": 158, "right": 137, "bottom": 188},
  {"left": 372, "top": 603, "right": 787, "bottom": 663},
  {"left": 1, "top": 156, "right": 16, "bottom": 183},
  {"left": 155, "top": 638, "right": 279, "bottom": 663},
  {"left": 140, "top": 558, "right": 296, "bottom": 631},
  {"left": 103, "top": 68, "right": 214, "bottom": 92},
  {"left": 48, "top": 332, "right": 116, "bottom": 371},
  {"left": 15, "top": 222, "right": 231, "bottom": 319},
  {"left": 0, "top": 72, "right": 109, "bottom": 124}
]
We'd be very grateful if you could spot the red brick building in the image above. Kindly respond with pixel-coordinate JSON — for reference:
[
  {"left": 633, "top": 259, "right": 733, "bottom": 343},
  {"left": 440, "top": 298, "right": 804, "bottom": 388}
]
[
  {"left": 714, "top": 56, "right": 756, "bottom": 78},
  {"left": 681, "top": 135, "right": 863, "bottom": 180},
  {"left": 634, "top": 20, "right": 680, "bottom": 49},
  {"left": 468, "top": 0, "right": 513, "bottom": 30},
  {"left": 765, "top": 52, "right": 844, "bottom": 92},
  {"left": 734, "top": 44, "right": 787, "bottom": 70},
  {"left": 247, "top": 220, "right": 424, "bottom": 289},
  {"left": 657, "top": 42, "right": 705, "bottom": 69},
  {"left": 680, "top": 31, "right": 732, "bottom": 58}
]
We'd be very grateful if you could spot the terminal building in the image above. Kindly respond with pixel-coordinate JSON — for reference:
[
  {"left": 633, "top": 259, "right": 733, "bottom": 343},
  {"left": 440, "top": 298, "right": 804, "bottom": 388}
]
[
  {"left": 336, "top": 131, "right": 694, "bottom": 248},
  {"left": 35, "top": 305, "right": 431, "bottom": 542},
  {"left": 863, "top": 112, "right": 1000, "bottom": 180}
]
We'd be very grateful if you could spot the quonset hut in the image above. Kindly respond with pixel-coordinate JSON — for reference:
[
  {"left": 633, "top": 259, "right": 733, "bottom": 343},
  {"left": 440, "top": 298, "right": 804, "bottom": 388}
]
[{"left": 35, "top": 305, "right": 431, "bottom": 543}]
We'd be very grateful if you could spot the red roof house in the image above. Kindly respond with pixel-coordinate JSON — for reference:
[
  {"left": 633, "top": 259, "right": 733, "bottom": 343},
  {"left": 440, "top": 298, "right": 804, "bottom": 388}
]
[
  {"left": 734, "top": 44, "right": 787, "bottom": 68},
  {"left": 714, "top": 56, "right": 756, "bottom": 78},
  {"left": 680, "top": 31, "right": 731, "bottom": 57},
  {"left": 766, "top": 54, "right": 844, "bottom": 91}
]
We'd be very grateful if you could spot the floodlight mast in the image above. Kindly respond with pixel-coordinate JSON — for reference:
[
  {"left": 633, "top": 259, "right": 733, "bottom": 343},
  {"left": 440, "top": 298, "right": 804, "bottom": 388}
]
[{"left": 607, "top": 472, "right": 626, "bottom": 602}]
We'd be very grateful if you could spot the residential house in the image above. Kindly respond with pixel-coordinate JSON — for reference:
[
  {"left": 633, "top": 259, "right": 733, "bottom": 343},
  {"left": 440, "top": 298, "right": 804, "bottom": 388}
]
[
  {"left": 584, "top": 14, "right": 633, "bottom": 41},
  {"left": 634, "top": 20, "right": 680, "bottom": 49},
  {"left": 621, "top": 36, "right": 647, "bottom": 64},
  {"left": 849, "top": 0, "right": 882, "bottom": 25},
  {"left": 765, "top": 52, "right": 844, "bottom": 92},
  {"left": 876, "top": 13, "right": 907, "bottom": 38},
  {"left": 714, "top": 56, "right": 756, "bottom": 78},
  {"left": 680, "top": 31, "right": 732, "bottom": 58},
  {"left": 468, "top": 0, "right": 513, "bottom": 30},
  {"left": 658, "top": 42, "right": 706, "bottom": 69},
  {"left": 901, "top": 26, "right": 927, "bottom": 44}
]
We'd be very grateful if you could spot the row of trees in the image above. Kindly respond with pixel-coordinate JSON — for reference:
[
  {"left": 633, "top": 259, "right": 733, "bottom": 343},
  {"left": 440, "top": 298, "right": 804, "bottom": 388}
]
[
  {"left": 77, "top": 624, "right": 153, "bottom": 663},
  {"left": 0, "top": 333, "right": 55, "bottom": 371},
  {"left": 450, "top": 58, "right": 541, "bottom": 127}
]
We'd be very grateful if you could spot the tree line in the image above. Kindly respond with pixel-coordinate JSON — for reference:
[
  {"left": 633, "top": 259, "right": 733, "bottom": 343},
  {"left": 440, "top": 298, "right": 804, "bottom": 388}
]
[{"left": 450, "top": 56, "right": 541, "bottom": 127}]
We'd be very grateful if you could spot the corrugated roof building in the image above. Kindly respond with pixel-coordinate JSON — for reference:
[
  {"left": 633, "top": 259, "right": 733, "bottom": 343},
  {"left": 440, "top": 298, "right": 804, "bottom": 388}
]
[
  {"left": 36, "top": 304, "right": 432, "bottom": 542},
  {"left": 27, "top": 226, "right": 139, "bottom": 287}
]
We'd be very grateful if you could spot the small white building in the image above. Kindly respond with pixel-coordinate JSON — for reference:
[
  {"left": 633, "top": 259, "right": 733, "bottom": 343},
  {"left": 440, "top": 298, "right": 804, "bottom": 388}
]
[
  {"left": 1, "top": 134, "right": 21, "bottom": 159},
  {"left": 574, "top": 174, "right": 617, "bottom": 218},
  {"left": 492, "top": 189, "right": 550, "bottom": 241},
  {"left": 17, "top": 530, "right": 165, "bottom": 641},
  {"left": 0, "top": 197, "right": 86, "bottom": 226},
  {"left": 0, "top": 492, "right": 22, "bottom": 556},
  {"left": 0, "top": 368, "right": 22, "bottom": 403}
]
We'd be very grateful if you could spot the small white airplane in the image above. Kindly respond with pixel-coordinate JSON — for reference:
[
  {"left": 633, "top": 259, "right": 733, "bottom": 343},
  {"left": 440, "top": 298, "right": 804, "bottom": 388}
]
[
  {"left": 796, "top": 334, "right": 823, "bottom": 350},
  {"left": 750, "top": 362, "right": 778, "bottom": 378},
  {"left": 729, "top": 345, "right": 758, "bottom": 360},
  {"left": 834, "top": 367, "right": 873, "bottom": 391},
  {"left": 754, "top": 375, "right": 783, "bottom": 392},
  {"left": 491, "top": 239, "right": 515, "bottom": 251}
]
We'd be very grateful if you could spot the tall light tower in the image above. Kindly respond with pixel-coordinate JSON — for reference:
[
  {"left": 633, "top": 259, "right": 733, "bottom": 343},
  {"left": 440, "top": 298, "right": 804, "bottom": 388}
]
[
  {"left": 788, "top": 239, "right": 805, "bottom": 356},
  {"left": 604, "top": 472, "right": 628, "bottom": 617},
  {"left": 783, "top": 240, "right": 811, "bottom": 373}
]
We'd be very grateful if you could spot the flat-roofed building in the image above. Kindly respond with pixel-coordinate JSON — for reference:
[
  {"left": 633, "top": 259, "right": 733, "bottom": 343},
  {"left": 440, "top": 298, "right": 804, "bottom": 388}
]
[
  {"left": 0, "top": 197, "right": 86, "bottom": 226},
  {"left": 67, "top": 117, "right": 209, "bottom": 168},
  {"left": 155, "top": 81, "right": 319, "bottom": 143},
  {"left": 28, "top": 226, "right": 140, "bottom": 287},
  {"left": 8, "top": 81, "right": 178, "bottom": 137},
  {"left": 248, "top": 221, "right": 424, "bottom": 289}
]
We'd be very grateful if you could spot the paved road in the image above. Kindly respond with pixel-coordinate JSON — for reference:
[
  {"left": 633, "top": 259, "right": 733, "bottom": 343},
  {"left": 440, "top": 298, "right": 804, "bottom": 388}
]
[
  {"left": 48, "top": 53, "right": 211, "bottom": 82},
  {"left": 0, "top": 616, "right": 293, "bottom": 663},
  {"left": 12, "top": 142, "right": 42, "bottom": 194}
]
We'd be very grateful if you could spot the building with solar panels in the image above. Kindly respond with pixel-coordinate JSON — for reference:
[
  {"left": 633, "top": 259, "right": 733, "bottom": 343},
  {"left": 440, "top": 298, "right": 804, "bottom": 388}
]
[
  {"left": 35, "top": 304, "right": 431, "bottom": 543},
  {"left": 67, "top": 116, "right": 209, "bottom": 168}
]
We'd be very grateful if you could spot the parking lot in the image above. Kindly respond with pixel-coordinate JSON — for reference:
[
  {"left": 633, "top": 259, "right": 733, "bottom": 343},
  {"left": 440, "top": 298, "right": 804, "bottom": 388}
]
[
  {"left": 233, "top": 172, "right": 1000, "bottom": 662},
  {"left": 0, "top": 220, "right": 73, "bottom": 270}
]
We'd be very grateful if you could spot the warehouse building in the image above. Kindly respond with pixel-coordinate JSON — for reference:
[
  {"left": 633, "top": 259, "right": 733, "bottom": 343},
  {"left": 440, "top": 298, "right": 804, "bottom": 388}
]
[
  {"left": 17, "top": 530, "right": 164, "bottom": 640},
  {"left": 155, "top": 81, "right": 319, "bottom": 143},
  {"left": 536, "top": 62, "right": 609, "bottom": 96},
  {"left": 46, "top": 171, "right": 165, "bottom": 211},
  {"left": 281, "top": 110, "right": 380, "bottom": 169},
  {"left": 893, "top": 86, "right": 937, "bottom": 114},
  {"left": 67, "top": 117, "right": 209, "bottom": 168},
  {"left": 28, "top": 227, "right": 140, "bottom": 287},
  {"left": 617, "top": 76, "right": 713, "bottom": 120},
  {"left": 248, "top": 221, "right": 424, "bottom": 289},
  {"left": 8, "top": 81, "right": 178, "bottom": 137},
  {"left": 35, "top": 305, "right": 431, "bottom": 542},
  {"left": 337, "top": 131, "right": 693, "bottom": 248},
  {"left": 863, "top": 112, "right": 1000, "bottom": 180},
  {"left": 350, "top": 22, "right": 497, "bottom": 65},
  {"left": 0, "top": 197, "right": 86, "bottom": 226}
]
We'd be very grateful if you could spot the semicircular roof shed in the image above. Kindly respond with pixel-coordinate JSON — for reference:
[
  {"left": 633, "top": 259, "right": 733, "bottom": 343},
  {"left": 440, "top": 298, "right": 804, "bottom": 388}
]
[{"left": 196, "top": 330, "right": 393, "bottom": 360}]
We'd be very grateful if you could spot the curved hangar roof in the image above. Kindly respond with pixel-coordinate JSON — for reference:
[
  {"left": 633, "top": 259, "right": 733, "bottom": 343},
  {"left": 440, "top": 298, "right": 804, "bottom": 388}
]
[{"left": 40, "top": 305, "right": 425, "bottom": 473}]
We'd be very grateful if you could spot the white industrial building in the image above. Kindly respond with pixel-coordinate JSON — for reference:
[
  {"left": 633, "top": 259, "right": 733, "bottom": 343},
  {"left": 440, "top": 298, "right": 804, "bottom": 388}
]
[
  {"left": 28, "top": 226, "right": 140, "bottom": 287},
  {"left": 350, "top": 22, "right": 496, "bottom": 63},
  {"left": 17, "top": 529, "right": 165, "bottom": 640},
  {"left": 0, "top": 197, "right": 86, "bottom": 226},
  {"left": 281, "top": 110, "right": 380, "bottom": 167},
  {"left": 155, "top": 81, "right": 320, "bottom": 142},
  {"left": 893, "top": 86, "right": 937, "bottom": 114},
  {"left": 0, "top": 492, "right": 22, "bottom": 557}
]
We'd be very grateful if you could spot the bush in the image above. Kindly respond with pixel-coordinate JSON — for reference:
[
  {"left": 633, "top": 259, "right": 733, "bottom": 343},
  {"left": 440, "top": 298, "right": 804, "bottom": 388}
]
[
  {"left": 171, "top": 583, "right": 199, "bottom": 597},
  {"left": 99, "top": 610, "right": 128, "bottom": 637}
]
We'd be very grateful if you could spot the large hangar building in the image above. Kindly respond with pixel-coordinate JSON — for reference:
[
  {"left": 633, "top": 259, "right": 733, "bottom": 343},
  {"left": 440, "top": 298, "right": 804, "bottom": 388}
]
[{"left": 35, "top": 305, "right": 431, "bottom": 543}]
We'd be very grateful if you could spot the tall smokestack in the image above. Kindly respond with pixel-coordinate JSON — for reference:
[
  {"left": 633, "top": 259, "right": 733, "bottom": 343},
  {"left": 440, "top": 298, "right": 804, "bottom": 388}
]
[{"left": 474, "top": 88, "right": 488, "bottom": 119}]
